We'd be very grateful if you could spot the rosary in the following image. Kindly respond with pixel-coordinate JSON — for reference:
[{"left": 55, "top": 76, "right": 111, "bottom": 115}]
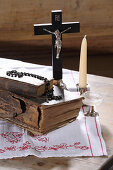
[{"left": 6, "top": 70, "right": 62, "bottom": 101}]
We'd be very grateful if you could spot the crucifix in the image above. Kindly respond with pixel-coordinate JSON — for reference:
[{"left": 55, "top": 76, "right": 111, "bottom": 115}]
[{"left": 34, "top": 10, "right": 80, "bottom": 81}]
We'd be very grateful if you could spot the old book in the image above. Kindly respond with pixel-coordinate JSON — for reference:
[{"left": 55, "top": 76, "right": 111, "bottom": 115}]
[
  {"left": 0, "top": 77, "right": 53, "bottom": 98},
  {"left": 0, "top": 88, "right": 83, "bottom": 135}
]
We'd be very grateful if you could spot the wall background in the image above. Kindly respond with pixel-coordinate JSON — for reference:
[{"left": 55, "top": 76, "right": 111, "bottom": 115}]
[{"left": 0, "top": 0, "right": 113, "bottom": 77}]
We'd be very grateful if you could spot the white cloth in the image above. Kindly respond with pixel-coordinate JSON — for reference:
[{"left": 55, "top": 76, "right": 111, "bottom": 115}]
[{"left": 0, "top": 58, "right": 107, "bottom": 159}]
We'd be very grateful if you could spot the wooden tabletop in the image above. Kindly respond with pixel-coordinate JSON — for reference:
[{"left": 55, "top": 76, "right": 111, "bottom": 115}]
[{"left": 0, "top": 73, "right": 113, "bottom": 170}]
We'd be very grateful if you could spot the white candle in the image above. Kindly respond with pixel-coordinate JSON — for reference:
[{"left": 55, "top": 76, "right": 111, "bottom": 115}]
[{"left": 79, "top": 35, "right": 87, "bottom": 88}]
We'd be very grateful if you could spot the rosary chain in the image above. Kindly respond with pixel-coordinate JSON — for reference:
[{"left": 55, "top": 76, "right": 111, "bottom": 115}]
[{"left": 6, "top": 70, "right": 62, "bottom": 101}]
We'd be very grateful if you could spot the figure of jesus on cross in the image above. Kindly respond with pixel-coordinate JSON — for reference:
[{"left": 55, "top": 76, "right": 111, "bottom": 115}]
[
  {"left": 43, "top": 27, "right": 71, "bottom": 59},
  {"left": 34, "top": 10, "right": 80, "bottom": 81}
]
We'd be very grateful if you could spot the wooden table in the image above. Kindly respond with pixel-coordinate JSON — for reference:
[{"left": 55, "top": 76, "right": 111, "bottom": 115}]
[{"left": 0, "top": 74, "right": 113, "bottom": 170}]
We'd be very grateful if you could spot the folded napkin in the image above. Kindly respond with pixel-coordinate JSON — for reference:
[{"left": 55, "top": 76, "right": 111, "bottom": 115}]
[{"left": 0, "top": 58, "right": 107, "bottom": 159}]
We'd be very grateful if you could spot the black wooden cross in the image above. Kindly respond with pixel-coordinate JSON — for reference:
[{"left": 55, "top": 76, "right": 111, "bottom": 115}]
[{"left": 34, "top": 10, "right": 80, "bottom": 80}]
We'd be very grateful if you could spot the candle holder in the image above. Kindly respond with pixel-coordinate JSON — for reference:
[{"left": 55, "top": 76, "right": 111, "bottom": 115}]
[
  {"left": 76, "top": 84, "right": 89, "bottom": 95},
  {"left": 81, "top": 91, "right": 103, "bottom": 117},
  {"left": 79, "top": 88, "right": 87, "bottom": 95}
]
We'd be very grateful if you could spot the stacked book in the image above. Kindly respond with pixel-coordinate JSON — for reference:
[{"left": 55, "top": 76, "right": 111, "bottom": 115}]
[{"left": 0, "top": 62, "right": 83, "bottom": 135}]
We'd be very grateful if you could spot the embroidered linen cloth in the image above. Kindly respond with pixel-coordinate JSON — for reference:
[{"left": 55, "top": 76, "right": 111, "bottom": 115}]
[{"left": 0, "top": 58, "right": 107, "bottom": 159}]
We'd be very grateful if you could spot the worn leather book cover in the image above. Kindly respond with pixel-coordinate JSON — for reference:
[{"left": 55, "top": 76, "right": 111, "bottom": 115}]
[
  {"left": 0, "top": 89, "right": 83, "bottom": 135},
  {"left": 0, "top": 77, "right": 53, "bottom": 98}
]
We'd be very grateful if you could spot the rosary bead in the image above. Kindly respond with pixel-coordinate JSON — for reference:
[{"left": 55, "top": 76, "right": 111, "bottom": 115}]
[
  {"left": 25, "top": 73, "right": 30, "bottom": 76},
  {"left": 46, "top": 82, "right": 50, "bottom": 87},
  {"left": 18, "top": 72, "right": 23, "bottom": 78},
  {"left": 33, "top": 74, "right": 37, "bottom": 78},
  {"left": 24, "top": 72, "right": 27, "bottom": 76},
  {"left": 12, "top": 70, "right": 17, "bottom": 73},
  {"left": 28, "top": 73, "right": 30, "bottom": 76},
  {"left": 6, "top": 72, "right": 10, "bottom": 76},
  {"left": 44, "top": 78, "right": 47, "bottom": 82},
  {"left": 30, "top": 74, "right": 34, "bottom": 77}
]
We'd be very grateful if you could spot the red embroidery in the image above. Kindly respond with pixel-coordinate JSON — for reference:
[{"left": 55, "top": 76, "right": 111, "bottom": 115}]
[
  {"left": 34, "top": 145, "right": 47, "bottom": 152},
  {"left": 0, "top": 149, "right": 5, "bottom": 153},
  {"left": 0, "top": 132, "right": 89, "bottom": 154},
  {"left": 4, "top": 146, "right": 16, "bottom": 151},
  {"left": 48, "top": 143, "right": 68, "bottom": 151},
  {"left": 33, "top": 142, "right": 89, "bottom": 152},
  {"left": 73, "top": 142, "right": 89, "bottom": 150},
  {"left": 19, "top": 141, "right": 31, "bottom": 151},
  {"left": 0, "top": 132, "right": 23, "bottom": 144},
  {"left": 0, "top": 140, "right": 89, "bottom": 154},
  {"left": 34, "top": 136, "right": 49, "bottom": 143}
]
